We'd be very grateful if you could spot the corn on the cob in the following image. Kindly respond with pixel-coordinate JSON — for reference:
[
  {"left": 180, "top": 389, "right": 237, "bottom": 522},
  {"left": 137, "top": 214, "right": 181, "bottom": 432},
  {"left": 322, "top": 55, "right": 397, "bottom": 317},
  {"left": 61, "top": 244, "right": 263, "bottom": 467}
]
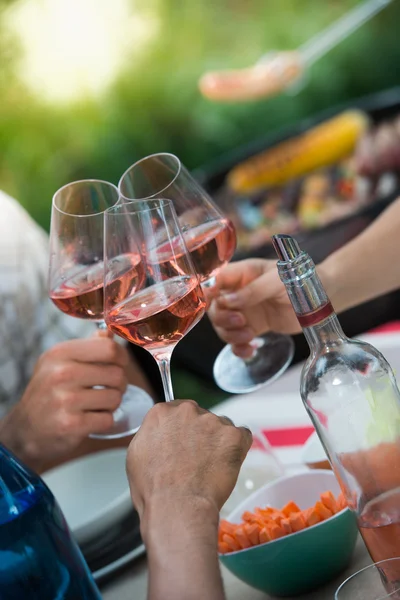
[{"left": 227, "top": 110, "right": 370, "bottom": 194}]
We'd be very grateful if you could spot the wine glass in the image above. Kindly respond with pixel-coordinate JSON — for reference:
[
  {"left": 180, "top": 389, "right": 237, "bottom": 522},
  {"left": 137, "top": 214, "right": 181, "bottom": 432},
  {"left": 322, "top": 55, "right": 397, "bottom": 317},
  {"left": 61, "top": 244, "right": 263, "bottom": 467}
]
[
  {"left": 335, "top": 558, "right": 400, "bottom": 599},
  {"left": 104, "top": 198, "right": 206, "bottom": 402},
  {"left": 118, "top": 152, "right": 295, "bottom": 394},
  {"left": 48, "top": 179, "right": 154, "bottom": 439}
]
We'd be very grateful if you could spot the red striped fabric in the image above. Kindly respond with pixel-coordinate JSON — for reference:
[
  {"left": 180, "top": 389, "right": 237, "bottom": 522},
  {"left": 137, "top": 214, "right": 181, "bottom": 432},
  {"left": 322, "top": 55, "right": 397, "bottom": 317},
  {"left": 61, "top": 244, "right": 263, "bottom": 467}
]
[{"left": 262, "top": 426, "right": 314, "bottom": 447}]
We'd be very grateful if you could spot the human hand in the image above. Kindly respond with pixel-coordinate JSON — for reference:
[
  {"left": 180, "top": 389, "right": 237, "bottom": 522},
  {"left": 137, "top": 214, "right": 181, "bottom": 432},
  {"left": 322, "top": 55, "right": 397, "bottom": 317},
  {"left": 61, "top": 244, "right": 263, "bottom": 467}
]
[
  {"left": 207, "top": 258, "right": 300, "bottom": 358},
  {"left": 127, "top": 400, "right": 247, "bottom": 600},
  {"left": 0, "top": 335, "right": 129, "bottom": 470},
  {"left": 126, "top": 400, "right": 252, "bottom": 523}
]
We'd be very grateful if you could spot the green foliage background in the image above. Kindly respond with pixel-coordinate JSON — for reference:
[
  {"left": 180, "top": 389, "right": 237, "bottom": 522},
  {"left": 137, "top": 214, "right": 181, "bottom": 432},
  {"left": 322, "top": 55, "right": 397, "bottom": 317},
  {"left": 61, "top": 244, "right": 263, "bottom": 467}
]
[{"left": 0, "top": 0, "right": 399, "bottom": 230}]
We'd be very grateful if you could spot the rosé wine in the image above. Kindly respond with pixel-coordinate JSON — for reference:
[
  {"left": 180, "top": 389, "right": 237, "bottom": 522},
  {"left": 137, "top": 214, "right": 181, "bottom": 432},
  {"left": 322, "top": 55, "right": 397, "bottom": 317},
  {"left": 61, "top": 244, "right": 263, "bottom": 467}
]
[
  {"left": 106, "top": 275, "right": 206, "bottom": 351},
  {"left": 50, "top": 253, "right": 144, "bottom": 321},
  {"left": 149, "top": 219, "right": 236, "bottom": 284},
  {"left": 359, "top": 489, "right": 400, "bottom": 597}
]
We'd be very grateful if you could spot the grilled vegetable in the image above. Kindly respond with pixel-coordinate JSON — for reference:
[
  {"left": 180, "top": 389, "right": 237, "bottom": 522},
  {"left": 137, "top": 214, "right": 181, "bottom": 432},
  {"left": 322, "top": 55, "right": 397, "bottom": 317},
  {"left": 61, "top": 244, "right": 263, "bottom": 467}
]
[{"left": 227, "top": 110, "right": 370, "bottom": 194}]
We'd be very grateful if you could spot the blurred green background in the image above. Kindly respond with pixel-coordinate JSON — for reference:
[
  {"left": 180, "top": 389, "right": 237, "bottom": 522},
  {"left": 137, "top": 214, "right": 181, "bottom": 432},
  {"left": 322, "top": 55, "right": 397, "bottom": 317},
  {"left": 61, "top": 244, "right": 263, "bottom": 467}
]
[{"left": 1, "top": 0, "right": 400, "bottom": 231}]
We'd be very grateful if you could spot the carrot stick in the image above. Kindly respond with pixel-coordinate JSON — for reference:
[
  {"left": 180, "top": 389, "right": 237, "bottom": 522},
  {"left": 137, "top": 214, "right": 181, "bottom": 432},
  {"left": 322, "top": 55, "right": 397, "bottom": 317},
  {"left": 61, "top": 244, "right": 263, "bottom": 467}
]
[
  {"left": 242, "top": 511, "right": 257, "bottom": 523},
  {"left": 244, "top": 523, "right": 261, "bottom": 546},
  {"left": 255, "top": 506, "right": 276, "bottom": 518},
  {"left": 304, "top": 507, "right": 321, "bottom": 527},
  {"left": 259, "top": 528, "right": 271, "bottom": 544},
  {"left": 320, "top": 491, "right": 338, "bottom": 514},
  {"left": 218, "top": 541, "right": 231, "bottom": 554},
  {"left": 218, "top": 489, "right": 344, "bottom": 552},
  {"left": 289, "top": 512, "right": 306, "bottom": 532},
  {"left": 270, "top": 512, "right": 285, "bottom": 526},
  {"left": 268, "top": 523, "right": 285, "bottom": 540},
  {"left": 280, "top": 518, "right": 292, "bottom": 535},
  {"left": 219, "top": 520, "right": 238, "bottom": 537},
  {"left": 222, "top": 533, "right": 241, "bottom": 552},
  {"left": 282, "top": 501, "right": 301, "bottom": 517},
  {"left": 314, "top": 501, "right": 333, "bottom": 521},
  {"left": 235, "top": 526, "right": 252, "bottom": 549}
]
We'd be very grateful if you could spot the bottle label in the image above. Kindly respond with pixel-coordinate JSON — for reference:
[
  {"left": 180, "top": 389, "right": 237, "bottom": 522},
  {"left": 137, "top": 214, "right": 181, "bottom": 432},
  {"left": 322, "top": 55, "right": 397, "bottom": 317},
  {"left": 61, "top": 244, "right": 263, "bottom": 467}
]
[{"left": 297, "top": 301, "right": 334, "bottom": 328}]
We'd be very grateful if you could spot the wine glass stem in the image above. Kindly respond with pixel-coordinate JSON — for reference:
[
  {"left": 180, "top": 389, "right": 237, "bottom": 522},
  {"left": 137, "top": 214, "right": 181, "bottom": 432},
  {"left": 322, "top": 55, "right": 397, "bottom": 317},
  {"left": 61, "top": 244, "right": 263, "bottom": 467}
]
[
  {"left": 156, "top": 354, "right": 174, "bottom": 402},
  {"left": 242, "top": 337, "right": 263, "bottom": 364}
]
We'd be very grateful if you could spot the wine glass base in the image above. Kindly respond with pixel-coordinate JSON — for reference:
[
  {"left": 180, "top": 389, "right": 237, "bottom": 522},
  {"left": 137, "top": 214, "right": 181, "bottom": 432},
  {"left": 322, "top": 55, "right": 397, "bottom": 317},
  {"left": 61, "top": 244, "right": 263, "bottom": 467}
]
[
  {"left": 213, "top": 333, "right": 295, "bottom": 394},
  {"left": 89, "top": 385, "right": 154, "bottom": 440}
]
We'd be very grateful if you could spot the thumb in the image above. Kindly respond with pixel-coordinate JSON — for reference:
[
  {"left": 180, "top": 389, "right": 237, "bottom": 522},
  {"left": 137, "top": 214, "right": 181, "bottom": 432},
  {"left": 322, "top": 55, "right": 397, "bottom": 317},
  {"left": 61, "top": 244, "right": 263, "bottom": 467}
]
[{"left": 220, "top": 268, "right": 283, "bottom": 310}]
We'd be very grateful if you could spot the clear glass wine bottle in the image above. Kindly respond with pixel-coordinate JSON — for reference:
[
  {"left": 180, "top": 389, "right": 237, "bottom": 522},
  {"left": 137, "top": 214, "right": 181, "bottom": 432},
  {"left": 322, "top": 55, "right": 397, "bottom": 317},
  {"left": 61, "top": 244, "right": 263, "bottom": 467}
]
[{"left": 272, "top": 234, "right": 400, "bottom": 571}]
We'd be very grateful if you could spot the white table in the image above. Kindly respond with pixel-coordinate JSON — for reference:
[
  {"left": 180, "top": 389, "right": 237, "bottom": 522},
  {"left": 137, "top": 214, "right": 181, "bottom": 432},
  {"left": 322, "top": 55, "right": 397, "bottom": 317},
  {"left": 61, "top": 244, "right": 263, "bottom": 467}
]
[{"left": 100, "top": 331, "right": 400, "bottom": 599}]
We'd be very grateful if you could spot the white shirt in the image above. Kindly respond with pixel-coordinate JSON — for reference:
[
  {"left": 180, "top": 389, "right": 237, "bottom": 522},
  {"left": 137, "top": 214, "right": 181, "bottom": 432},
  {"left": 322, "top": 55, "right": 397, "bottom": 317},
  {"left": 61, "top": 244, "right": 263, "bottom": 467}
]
[{"left": 0, "top": 191, "right": 94, "bottom": 418}]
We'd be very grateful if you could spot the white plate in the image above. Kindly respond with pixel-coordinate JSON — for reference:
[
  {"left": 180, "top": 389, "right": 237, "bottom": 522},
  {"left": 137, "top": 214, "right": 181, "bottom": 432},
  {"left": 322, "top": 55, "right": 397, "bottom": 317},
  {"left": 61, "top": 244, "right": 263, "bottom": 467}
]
[
  {"left": 42, "top": 449, "right": 132, "bottom": 545},
  {"left": 92, "top": 544, "right": 146, "bottom": 581}
]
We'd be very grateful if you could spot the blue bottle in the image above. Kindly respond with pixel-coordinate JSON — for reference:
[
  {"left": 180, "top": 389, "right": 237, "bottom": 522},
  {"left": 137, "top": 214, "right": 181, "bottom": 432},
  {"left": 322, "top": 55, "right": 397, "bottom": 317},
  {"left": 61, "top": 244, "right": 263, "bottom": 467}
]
[{"left": 0, "top": 444, "right": 102, "bottom": 599}]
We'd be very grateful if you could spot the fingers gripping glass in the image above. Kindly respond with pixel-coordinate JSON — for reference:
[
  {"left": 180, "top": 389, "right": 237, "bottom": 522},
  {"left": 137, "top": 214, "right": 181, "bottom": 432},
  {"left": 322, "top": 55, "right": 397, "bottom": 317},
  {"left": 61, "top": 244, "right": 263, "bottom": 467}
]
[
  {"left": 119, "top": 153, "right": 294, "bottom": 394},
  {"left": 48, "top": 180, "right": 153, "bottom": 439},
  {"left": 104, "top": 199, "right": 206, "bottom": 402}
]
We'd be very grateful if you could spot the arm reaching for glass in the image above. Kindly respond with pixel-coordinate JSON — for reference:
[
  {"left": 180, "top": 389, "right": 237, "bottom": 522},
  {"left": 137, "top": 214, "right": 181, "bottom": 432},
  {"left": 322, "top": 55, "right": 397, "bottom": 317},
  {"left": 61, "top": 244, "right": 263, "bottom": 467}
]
[
  {"left": 126, "top": 399, "right": 252, "bottom": 600},
  {"left": 208, "top": 196, "right": 400, "bottom": 355}
]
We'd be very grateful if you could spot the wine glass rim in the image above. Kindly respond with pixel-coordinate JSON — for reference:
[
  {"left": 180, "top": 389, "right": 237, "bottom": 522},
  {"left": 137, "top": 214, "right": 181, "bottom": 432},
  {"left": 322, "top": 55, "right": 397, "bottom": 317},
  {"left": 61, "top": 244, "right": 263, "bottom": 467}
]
[
  {"left": 52, "top": 179, "right": 120, "bottom": 217},
  {"left": 335, "top": 557, "right": 400, "bottom": 598},
  {"left": 104, "top": 197, "right": 174, "bottom": 217},
  {"left": 118, "top": 152, "right": 181, "bottom": 200}
]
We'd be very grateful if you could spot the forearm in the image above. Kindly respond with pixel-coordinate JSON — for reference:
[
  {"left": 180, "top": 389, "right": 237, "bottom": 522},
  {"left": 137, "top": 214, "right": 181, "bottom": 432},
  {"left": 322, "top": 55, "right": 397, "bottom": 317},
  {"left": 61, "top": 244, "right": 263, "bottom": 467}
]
[
  {"left": 319, "top": 197, "right": 400, "bottom": 313},
  {"left": 141, "top": 496, "right": 225, "bottom": 600},
  {"left": 0, "top": 408, "right": 131, "bottom": 475}
]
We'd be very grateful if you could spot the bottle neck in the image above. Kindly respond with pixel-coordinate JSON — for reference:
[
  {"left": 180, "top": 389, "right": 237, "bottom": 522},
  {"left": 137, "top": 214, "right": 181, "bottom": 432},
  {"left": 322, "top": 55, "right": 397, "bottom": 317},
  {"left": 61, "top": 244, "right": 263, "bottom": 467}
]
[
  {"left": 302, "top": 314, "right": 347, "bottom": 351},
  {"left": 277, "top": 251, "right": 347, "bottom": 351}
]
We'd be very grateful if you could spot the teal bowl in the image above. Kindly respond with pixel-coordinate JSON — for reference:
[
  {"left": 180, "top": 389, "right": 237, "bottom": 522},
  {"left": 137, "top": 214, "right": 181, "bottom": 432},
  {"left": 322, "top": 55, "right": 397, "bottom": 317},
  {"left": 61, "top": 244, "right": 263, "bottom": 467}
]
[{"left": 219, "top": 470, "right": 358, "bottom": 597}]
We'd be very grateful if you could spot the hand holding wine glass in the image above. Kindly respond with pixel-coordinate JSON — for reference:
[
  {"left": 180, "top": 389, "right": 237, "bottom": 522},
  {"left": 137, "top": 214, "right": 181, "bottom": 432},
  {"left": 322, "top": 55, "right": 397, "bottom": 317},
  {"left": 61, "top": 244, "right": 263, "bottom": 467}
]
[
  {"left": 48, "top": 179, "right": 154, "bottom": 439},
  {"left": 104, "top": 199, "right": 206, "bottom": 402},
  {"left": 0, "top": 335, "right": 131, "bottom": 472},
  {"left": 207, "top": 257, "right": 301, "bottom": 357}
]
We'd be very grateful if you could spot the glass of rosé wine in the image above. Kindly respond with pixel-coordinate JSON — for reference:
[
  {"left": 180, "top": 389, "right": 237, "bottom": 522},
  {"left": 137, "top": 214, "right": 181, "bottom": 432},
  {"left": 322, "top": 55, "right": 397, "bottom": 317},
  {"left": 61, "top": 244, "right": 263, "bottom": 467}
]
[
  {"left": 48, "top": 179, "right": 154, "bottom": 439},
  {"left": 336, "top": 558, "right": 400, "bottom": 599},
  {"left": 104, "top": 199, "right": 206, "bottom": 402},
  {"left": 118, "top": 153, "right": 294, "bottom": 394}
]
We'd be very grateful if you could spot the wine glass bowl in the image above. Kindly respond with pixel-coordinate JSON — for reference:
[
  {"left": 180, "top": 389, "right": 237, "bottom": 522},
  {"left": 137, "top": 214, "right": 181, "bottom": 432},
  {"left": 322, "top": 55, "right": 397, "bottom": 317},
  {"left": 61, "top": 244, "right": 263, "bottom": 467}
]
[
  {"left": 49, "top": 180, "right": 119, "bottom": 322},
  {"left": 104, "top": 198, "right": 206, "bottom": 402},
  {"left": 335, "top": 558, "right": 400, "bottom": 599},
  {"left": 118, "top": 153, "right": 236, "bottom": 287},
  {"left": 119, "top": 153, "right": 295, "bottom": 394},
  {"left": 49, "top": 180, "right": 145, "bottom": 326},
  {"left": 48, "top": 179, "right": 154, "bottom": 439}
]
